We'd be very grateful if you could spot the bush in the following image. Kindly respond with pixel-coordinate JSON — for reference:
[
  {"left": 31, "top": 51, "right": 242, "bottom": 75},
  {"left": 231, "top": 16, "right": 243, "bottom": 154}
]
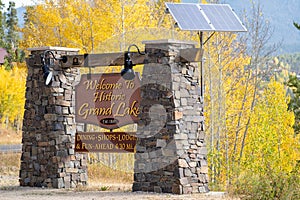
[{"left": 232, "top": 163, "right": 300, "bottom": 200}]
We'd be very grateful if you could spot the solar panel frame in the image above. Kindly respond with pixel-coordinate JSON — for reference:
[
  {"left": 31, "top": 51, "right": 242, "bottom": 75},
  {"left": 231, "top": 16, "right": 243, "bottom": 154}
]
[{"left": 165, "top": 3, "right": 247, "bottom": 32}]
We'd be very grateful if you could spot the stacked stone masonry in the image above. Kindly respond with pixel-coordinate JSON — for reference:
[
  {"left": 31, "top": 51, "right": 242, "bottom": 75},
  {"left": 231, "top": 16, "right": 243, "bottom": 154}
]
[
  {"left": 19, "top": 40, "right": 208, "bottom": 194},
  {"left": 133, "top": 40, "right": 208, "bottom": 194},
  {"left": 19, "top": 47, "right": 88, "bottom": 188}
]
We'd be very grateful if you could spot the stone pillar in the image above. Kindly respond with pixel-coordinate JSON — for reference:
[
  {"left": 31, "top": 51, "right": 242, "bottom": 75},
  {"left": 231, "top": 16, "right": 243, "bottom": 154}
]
[
  {"left": 19, "top": 47, "right": 88, "bottom": 188},
  {"left": 133, "top": 40, "right": 208, "bottom": 194}
]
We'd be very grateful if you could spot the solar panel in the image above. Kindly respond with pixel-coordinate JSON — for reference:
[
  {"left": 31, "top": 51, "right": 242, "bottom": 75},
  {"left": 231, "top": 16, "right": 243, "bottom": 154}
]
[
  {"left": 165, "top": 3, "right": 247, "bottom": 32},
  {"left": 166, "top": 3, "right": 213, "bottom": 31},
  {"left": 200, "top": 4, "right": 247, "bottom": 32}
]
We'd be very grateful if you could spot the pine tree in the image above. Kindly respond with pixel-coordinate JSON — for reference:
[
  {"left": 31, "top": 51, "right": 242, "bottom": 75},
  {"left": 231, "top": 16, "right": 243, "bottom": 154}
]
[
  {"left": 294, "top": 21, "right": 300, "bottom": 30},
  {"left": 0, "top": 0, "right": 5, "bottom": 47},
  {"left": 4, "top": 1, "right": 25, "bottom": 70},
  {"left": 287, "top": 23, "right": 300, "bottom": 135},
  {"left": 286, "top": 75, "right": 300, "bottom": 135},
  {"left": 6, "top": 1, "right": 18, "bottom": 49}
]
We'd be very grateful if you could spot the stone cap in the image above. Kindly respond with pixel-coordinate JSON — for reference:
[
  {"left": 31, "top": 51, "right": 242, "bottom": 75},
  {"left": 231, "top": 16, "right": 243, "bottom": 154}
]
[
  {"left": 142, "top": 39, "right": 197, "bottom": 46},
  {"left": 28, "top": 46, "right": 80, "bottom": 52}
]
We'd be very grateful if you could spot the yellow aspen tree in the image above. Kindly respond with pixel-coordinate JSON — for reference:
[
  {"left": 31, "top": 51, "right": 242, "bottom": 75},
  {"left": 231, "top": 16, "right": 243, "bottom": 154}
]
[
  {"left": 0, "top": 65, "right": 26, "bottom": 129},
  {"left": 204, "top": 32, "right": 252, "bottom": 189},
  {"left": 20, "top": 0, "right": 180, "bottom": 53},
  {"left": 244, "top": 80, "right": 298, "bottom": 172},
  {"left": 234, "top": 80, "right": 300, "bottom": 198},
  {"left": 21, "top": 0, "right": 113, "bottom": 53}
]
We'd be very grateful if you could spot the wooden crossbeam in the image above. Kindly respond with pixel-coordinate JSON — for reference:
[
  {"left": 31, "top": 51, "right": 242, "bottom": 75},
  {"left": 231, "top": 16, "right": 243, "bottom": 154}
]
[
  {"left": 26, "top": 48, "right": 202, "bottom": 68},
  {"left": 176, "top": 48, "right": 203, "bottom": 63}
]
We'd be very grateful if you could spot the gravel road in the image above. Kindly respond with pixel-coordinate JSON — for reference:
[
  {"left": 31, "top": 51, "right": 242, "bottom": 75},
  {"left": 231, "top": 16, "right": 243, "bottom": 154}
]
[
  {"left": 0, "top": 144, "right": 21, "bottom": 153},
  {"left": 0, "top": 175, "right": 237, "bottom": 200},
  {"left": 0, "top": 187, "right": 231, "bottom": 200}
]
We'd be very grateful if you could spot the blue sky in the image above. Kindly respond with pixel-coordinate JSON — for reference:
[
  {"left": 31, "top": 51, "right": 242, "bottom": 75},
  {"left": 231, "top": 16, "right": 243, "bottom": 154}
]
[{"left": 2, "top": 0, "right": 34, "bottom": 8}]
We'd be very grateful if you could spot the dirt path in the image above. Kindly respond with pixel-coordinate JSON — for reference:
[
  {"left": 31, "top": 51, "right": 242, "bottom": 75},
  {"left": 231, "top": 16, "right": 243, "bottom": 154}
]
[
  {"left": 0, "top": 175, "right": 237, "bottom": 200},
  {"left": 1, "top": 187, "right": 232, "bottom": 200}
]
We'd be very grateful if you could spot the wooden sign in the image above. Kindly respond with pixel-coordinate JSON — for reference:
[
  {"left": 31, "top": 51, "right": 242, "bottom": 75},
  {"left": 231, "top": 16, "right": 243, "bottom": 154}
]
[
  {"left": 75, "top": 132, "right": 136, "bottom": 153},
  {"left": 75, "top": 73, "right": 141, "bottom": 129}
]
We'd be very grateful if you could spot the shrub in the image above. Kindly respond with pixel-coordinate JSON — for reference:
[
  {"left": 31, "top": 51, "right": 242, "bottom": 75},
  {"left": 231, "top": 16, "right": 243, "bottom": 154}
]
[{"left": 232, "top": 162, "right": 300, "bottom": 200}]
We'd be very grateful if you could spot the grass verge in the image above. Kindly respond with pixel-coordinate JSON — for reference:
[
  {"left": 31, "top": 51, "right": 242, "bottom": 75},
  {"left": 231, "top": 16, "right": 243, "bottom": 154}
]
[
  {"left": 0, "top": 126, "right": 22, "bottom": 145},
  {"left": 0, "top": 152, "right": 133, "bottom": 191}
]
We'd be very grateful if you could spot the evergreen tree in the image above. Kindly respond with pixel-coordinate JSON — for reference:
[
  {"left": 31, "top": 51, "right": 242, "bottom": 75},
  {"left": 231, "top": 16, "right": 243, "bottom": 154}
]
[
  {"left": 286, "top": 75, "right": 300, "bottom": 135},
  {"left": 4, "top": 1, "right": 24, "bottom": 69},
  {"left": 294, "top": 21, "right": 300, "bottom": 30},
  {"left": 6, "top": 1, "right": 18, "bottom": 49},
  {"left": 0, "top": 0, "right": 5, "bottom": 47},
  {"left": 287, "top": 22, "right": 300, "bottom": 135}
]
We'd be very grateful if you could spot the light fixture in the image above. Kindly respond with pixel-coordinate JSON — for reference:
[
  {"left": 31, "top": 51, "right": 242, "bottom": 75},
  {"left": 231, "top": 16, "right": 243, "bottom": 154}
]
[
  {"left": 121, "top": 52, "right": 135, "bottom": 80},
  {"left": 41, "top": 50, "right": 66, "bottom": 86},
  {"left": 41, "top": 50, "right": 53, "bottom": 86},
  {"left": 121, "top": 44, "right": 145, "bottom": 80},
  {"left": 42, "top": 64, "right": 53, "bottom": 86}
]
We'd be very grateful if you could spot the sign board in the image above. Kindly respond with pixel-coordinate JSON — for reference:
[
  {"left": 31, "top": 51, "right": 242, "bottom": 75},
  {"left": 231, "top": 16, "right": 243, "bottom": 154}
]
[
  {"left": 75, "top": 73, "right": 141, "bottom": 129},
  {"left": 75, "top": 132, "right": 136, "bottom": 153}
]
